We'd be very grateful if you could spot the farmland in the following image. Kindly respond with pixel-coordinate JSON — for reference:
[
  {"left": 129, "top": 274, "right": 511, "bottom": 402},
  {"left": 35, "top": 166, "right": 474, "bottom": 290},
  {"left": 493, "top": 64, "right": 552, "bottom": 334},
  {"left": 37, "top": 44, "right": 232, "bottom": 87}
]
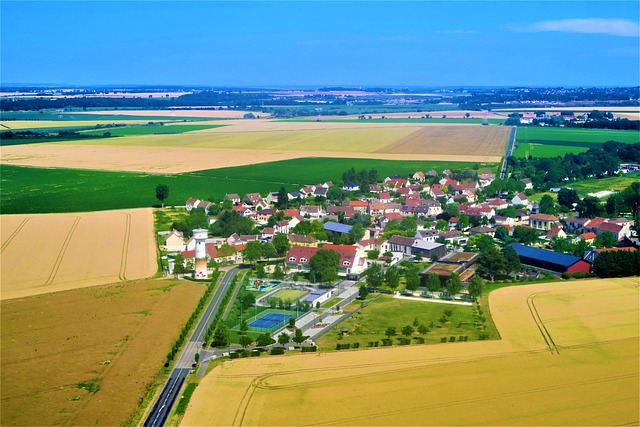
[
  {"left": 80, "top": 123, "right": 225, "bottom": 136},
  {"left": 0, "top": 278, "right": 205, "bottom": 426},
  {"left": 0, "top": 209, "right": 156, "bottom": 300},
  {"left": 1, "top": 158, "right": 496, "bottom": 214},
  {"left": 181, "top": 278, "right": 639, "bottom": 426},
  {"left": 1, "top": 121, "right": 507, "bottom": 172},
  {"left": 513, "top": 126, "right": 639, "bottom": 158}
]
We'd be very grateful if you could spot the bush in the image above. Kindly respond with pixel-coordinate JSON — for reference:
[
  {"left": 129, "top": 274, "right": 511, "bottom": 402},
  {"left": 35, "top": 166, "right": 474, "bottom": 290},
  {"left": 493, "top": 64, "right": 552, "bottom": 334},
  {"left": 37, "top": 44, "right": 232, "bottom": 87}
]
[
  {"left": 352, "top": 342, "right": 360, "bottom": 349},
  {"left": 449, "top": 336, "right": 456, "bottom": 342},
  {"left": 229, "top": 352, "right": 239, "bottom": 359},
  {"left": 398, "top": 338, "right": 411, "bottom": 345},
  {"left": 381, "top": 338, "right": 393, "bottom": 346},
  {"left": 440, "top": 337, "right": 447, "bottom": 343},
  {"left": 336, "top": 343, "right": 351, "bottom": 350},
  {"left": 301, "top": 346, "right": 317, "bottom": 352},
  {"left": 250, "top": 351, "right": 260, "bottom": 357},
  {"left": 270, "top": 347, "right": 285, "bottom": 355}
]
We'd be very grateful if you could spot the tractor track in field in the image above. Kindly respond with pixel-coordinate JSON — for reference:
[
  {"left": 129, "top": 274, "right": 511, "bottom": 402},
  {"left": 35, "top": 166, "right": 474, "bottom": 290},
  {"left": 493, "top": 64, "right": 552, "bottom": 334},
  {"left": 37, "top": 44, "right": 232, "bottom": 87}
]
[
  {"left": 1, "top": 218, "right": 30, "bottom": 253},
  {"left": 118, "top": 213, "right": 131, "bottom": 281},
  {"left": 43, "top": 216, "right": 80, "bottom": 286}
]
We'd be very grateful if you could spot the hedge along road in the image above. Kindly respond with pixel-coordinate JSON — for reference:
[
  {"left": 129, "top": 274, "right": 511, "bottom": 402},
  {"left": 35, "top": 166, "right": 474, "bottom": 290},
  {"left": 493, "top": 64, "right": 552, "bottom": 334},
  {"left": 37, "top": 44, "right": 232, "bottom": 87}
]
[{"left": 144, "top": 267, "right": 240, "bottom": 427}]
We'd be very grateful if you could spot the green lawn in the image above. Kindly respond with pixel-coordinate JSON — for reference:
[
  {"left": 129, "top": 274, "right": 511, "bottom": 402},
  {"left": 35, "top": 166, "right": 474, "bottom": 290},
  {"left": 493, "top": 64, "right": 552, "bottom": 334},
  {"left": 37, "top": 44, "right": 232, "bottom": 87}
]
[
  {"left": 270, "top": 289, "right": 307, "bottom": 302},
  {"left": 516, "top": 126, "right": 639, "bottom": 144},
  {"left": 81, "top": 123, "right": 225, "bottom": 136},
  {"left": 315, "top": 295, "right": 479, "bottom": 350},
  {"left": 570, "top": 173, "right": 640, "bottom": 196},
  {"left": 0, "top": 111, "right": 211, "bottom": 121},
  {"left": 512, "top": 142, "right": 590, "bottom": 158},
  {"left": 320, "top": 297, "right": 343, "bottom": 308}
]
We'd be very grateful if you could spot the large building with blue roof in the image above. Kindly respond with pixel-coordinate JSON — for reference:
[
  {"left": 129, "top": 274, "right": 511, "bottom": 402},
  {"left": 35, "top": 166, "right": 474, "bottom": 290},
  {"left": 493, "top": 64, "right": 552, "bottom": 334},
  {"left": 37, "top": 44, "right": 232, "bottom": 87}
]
[{"left": 509, "top": 243, "right": 591, "bottom": 274}]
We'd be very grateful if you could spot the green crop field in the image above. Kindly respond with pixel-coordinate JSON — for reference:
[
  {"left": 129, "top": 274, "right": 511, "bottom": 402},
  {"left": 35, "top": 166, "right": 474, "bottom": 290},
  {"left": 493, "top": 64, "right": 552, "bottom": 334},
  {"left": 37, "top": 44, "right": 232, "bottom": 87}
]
[
  {"left": 513, "top": 127, "right": 639, "bottom": 158},
  {"left": 81, "top": 123, "right": 225, "bottom": 137},
  {"left": 270, "top": 289, "right": 307, "bottom": 301},
  {"left": 570, "top": 173, "right": 640, "bottom": 196},
  {"left": 315, "top": 295, "right": 478, "bottom": 350},
  {"left": 0, "top": 111, "right": 210, "bottom": 122},
  {"left": 0, "top": 158, "right": 496, "bottom": 214}
]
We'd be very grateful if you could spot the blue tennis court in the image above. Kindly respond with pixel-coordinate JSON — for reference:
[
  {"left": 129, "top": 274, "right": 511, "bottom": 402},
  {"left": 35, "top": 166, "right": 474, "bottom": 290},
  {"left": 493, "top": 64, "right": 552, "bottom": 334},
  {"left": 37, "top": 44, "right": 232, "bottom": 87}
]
[{"left": 248, "top": 312, "right": 291, "bottom": 330}]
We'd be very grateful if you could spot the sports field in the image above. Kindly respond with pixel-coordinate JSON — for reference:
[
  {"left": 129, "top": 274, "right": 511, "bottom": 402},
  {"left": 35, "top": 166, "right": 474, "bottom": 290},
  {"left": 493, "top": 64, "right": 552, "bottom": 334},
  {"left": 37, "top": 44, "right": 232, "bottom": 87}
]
[
  {"left": 242, "top": 309, "right": 294, "bottom": 332},
  {"left": 0, "top": 278, "right": 204, "bottom": 426},
  {"left": 513, "top": 126, "right": 639, "bottom": 158},
  {"left": 181, "top": 278, "right": 639, "bottom": 426},
  {"left": 1, "top": 121, "right": 507, "bottom": 172},
  {"left": 270, "top": 289, "right": 307, "bottom": 302},
  {"left": 0, "top": 208, "right": 156, "bottom": 300}
]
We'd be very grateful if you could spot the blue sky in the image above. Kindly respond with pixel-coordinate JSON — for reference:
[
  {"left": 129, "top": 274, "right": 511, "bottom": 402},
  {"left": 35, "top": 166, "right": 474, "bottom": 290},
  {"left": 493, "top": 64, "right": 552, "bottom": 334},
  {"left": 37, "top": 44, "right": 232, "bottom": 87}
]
[{"left": 1, "top": 1, "right": 638, "bottom": 87}]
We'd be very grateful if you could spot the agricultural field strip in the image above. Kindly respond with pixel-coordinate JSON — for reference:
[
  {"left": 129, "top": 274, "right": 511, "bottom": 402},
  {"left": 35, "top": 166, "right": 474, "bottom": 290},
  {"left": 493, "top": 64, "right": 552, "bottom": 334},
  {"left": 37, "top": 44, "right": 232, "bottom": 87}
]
[
  {"left": 0, "top": 209, "right": 156, "bottom": 300},
  {"left": 181, "top": 279, "right": 638, "bottom": 426}
]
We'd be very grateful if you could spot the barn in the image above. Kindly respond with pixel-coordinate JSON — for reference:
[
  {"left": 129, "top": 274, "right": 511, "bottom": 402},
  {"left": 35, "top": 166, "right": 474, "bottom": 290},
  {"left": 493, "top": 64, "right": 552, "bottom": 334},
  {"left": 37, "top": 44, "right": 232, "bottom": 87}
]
[{"left": 509, "top": 243, "right": 591, "bottom": 274}]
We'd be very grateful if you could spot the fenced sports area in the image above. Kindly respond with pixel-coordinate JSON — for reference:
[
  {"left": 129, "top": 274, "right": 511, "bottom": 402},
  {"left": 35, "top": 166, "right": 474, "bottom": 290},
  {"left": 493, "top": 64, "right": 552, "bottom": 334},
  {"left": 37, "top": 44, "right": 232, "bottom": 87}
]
[{"left": 244, "top": 309, "right": 293, "bottom": 333}]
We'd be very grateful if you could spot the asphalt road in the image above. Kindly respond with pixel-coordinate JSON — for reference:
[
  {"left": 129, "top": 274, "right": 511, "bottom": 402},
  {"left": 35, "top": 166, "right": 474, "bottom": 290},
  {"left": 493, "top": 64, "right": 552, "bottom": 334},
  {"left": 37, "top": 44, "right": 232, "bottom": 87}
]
[
  {"left": 501, "top": 126, "right": 517, "bottom": 180},
  {"left": 143, "top": 267, "right": 240, "bottom": 427}
]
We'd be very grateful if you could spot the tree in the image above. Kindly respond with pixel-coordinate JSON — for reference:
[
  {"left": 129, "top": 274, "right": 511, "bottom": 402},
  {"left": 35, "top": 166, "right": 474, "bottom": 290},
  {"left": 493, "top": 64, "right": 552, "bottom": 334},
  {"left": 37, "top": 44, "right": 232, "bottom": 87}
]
[
  {"left": 292, "top": 328, "right": 308, "bottom": 344},
  {"left": 539, "top": 194, "right": 556, "bottom": 215},
  {"left": 272, "top": 264, "right": 285, "bottom": 279},
  {"left": 278, "top": 332, "right": 290, "bottom": 346},
  {"left": 358, "top": 284, "right": 369, "bottom": 299},
  {"left": 385, "top": 266, "right": 400, "bottom": 289},
  {"left": 576, "top": 196, "right": 605, "bottom": 218},
  {"left": 557, "top": 188, "right": 579, "bottom": 209},
  {"left": 593, "top": 250, "right": 639, "bottom": 278},
  {"left": 417, "top": 324, "right": 429, "bottom": 335},
  {"left": 435, "top": 219, "right": 449, "bottom": 232},
  {"left": 502, "top": 245, "right": 521, "bottom": 276},
  {"left": 367, "top": 249, "right": 380, "bottom": 260},
  {"left": 256, "top": 332, "right": 275, "bottom": 347},
  {"left": 348, "top": 223, "right": 365, "bottom": 243},
  {"left": 385, "top": 326, "right": 397, "bottom": 338},
  {"left": 458, "top": 213, "right": 470, "bottom": 231},
  {"left": 194, "top": 352, "right": 200, "bottom": 363},
  {"left": 173, "top": 253, "right": 186, "bottom": 275},
  {"left": 243, "top": 241, "right": 263, "bottom": 264},
  {"left": 263, "top": 242, "right": 278, "bottom": 259},
  {"left": 477, "top": 246, "right": 506, "bottom": 281},
  {"left": 468, "top": 275, "right": 484, "bottom": 300},
  {"left": 426, "top": 272, "right": 442, "bottom": 292},
  {"left": 465, "top": 234, "right": 495, "bottom": 253},
  {"left": 512, "top": 226, "right": 539, "bottom": 244},
  {"left": 212, "top": 322, "right": 229, "bottom": 346},
  {"left": 402, "top": 325, "right": 414, "bottom": 337},
  {"left": 155, "top": 184, "right": 170, "bottom": 208},
  {"left": 405, "top": 268, "right": 421, "bottom": 291},
  {"left": 273, "top": 233, "right": 291, "bottom": 256},
  {"left": 239, "top": 335, "right": 253, "bottom": 348},
  {"left": 239, "top": 319, "right": 248, "bottom": 334},
  {"left": 446, "top": 272, "right": 463, "bottom": 296},
  {"left": 256, "top": 264, "right": 267, "bottom": 278},
  {"left": 366, "top": 262, "right": 384, "bottom": 288},
  {"left": 276, "top": 186, "right": 289, "bottom": 209},
  {"left": 595, "top": 231, "right": 618, "bottom": 248},
  {"left": 309, "top": 249, "right": 341, "bottom": 283},
  {"left": 240, "top": 292, "right": 256, "bottom": 310}
]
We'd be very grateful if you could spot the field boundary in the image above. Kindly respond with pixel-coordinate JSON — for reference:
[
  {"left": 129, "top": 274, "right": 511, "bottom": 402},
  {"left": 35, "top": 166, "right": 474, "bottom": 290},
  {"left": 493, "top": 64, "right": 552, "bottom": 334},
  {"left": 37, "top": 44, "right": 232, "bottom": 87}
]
[
  {"left": 119, "top": 213, "right": 132, "bottom": 281},
  {"left": 526, "top": 292, "right": 559, "bottom": 354}
]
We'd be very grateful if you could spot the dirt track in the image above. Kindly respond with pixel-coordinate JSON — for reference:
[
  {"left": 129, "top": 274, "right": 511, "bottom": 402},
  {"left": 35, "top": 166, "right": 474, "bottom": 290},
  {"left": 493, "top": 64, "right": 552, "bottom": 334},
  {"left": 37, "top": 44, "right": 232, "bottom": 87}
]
[{"left": 181, "top": 278, "right": 639, "bottom": 426}]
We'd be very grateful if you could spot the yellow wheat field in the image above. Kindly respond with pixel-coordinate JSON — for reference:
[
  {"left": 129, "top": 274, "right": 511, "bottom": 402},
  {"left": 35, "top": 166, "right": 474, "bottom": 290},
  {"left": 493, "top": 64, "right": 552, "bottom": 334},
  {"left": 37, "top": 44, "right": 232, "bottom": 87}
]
[
  {"left": 181, "top": 278, "right": 639, "bottom": 426},
  {"left": 0, "top": 208, "right": 157, "bottom": 300},
  {"left": 1, "top": 124, "right": 506, "bottom": 173}
]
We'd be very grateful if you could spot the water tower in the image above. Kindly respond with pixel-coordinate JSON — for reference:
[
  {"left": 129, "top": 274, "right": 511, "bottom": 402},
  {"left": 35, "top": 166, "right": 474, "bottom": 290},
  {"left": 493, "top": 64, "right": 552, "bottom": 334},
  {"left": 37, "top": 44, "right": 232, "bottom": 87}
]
[{"left": 193, "top": 228, "right": 208, "bottom": 279}]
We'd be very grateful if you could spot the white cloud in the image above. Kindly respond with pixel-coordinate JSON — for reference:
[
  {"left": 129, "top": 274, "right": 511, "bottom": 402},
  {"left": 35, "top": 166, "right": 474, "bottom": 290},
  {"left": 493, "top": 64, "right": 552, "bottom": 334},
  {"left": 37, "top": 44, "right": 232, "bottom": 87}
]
[{"left": 512, "top": 18, "right": 640, "bottom": 37}]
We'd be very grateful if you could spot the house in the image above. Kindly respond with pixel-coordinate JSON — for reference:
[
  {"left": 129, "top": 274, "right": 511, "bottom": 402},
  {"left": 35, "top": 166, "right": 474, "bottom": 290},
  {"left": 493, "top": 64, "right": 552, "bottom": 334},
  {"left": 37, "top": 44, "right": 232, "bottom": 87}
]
[
  {"left": 348, "top": 200, "right": 369, "bottom": 213},
  {"left": 224, "top": 194, "right": 241, "bottom": 204},
  {"left": 261, "top": 228, "right": 275, "bottom": 240},
  {"left": 379, "top": 212, "right": 403, "bottom": 228},
  {"left": 343, "top": 182, "right": 360, "bottom": 192},
  {"left": 243, "top": 193, "right": 263, "bottom": 205},
  {"left": 369, "top": 184, "right": 383, "bottom": 193},
  {"left": 288, "top": 191, "right": 303, "bottom": 200},
  {"left": 529, "top": 213, "right": 561, "bottom": 231},
  {"left": 288, "top": 234, "right": 319, "bottom": 247},
  {"left": 275, "top": 220, "right": 292, "bottom": 234},
  {"left": 377, "top": 192, "right": 392, "bottom": 203},
  {"left": 303, "top": 289, "right": 335, "bottom": 306},
  {"left": 469, "top": 226, "right": 495, "bottom": 237},
  {"left": 411, "top": 240, "right": 447, "bottom": 259},
  {"left": 576, "top": 232, "right": 597, "bottom": 244},
  {"left": 283, "top": 209, "right": 300, "bottom": 218},
  {"left": 486, "top": 198, "right": 509, "bottom": 210},
  {"left": 164, "top": 229, "right": 185, "bottom": 251},
  {"left": 253, "top": 208, "right": 276, "bottom": 223},
  {"left": 478, "top": 170, "right": 496, "bottom": 187},
  {"left": 511, "top": 193, "right": 529, "bottom": 207},
  {"left": 439, "top": 230, "right": 468, "bottom": 246},
  {"left": 300, "top": 205, "right": 325, "bottom": 219},
  {"left": 423, "top": 198, "right": 443, "bottom": 216},
  {"left": 185, "top": 198, "right": 200, "bottom": 211},
  {"left": 264, "top": 192, "right": 279, "bottom": 205},
  {"left": 285, "top": 244, "right": 367, "bottom": 276},
  {"left": 416, "top": 229, "right": 438, "bottom": 242},
  {"left": 356, "top": 238, "right": 385, "bottom": 252},
  {"left": 521, "top": 178, "right": 533, "bottom": 189},
  {"left": 546, "top": 227, "right": 566, "bottom": 240},
  {"left": 196, "top": 200, "right": 212, "bottom": 214},
  {"left": 368, "top": 203, "right": 387, "bottom": 217},
  {"left": 324, "top": 221, "right": 353, "bottom": 235},
  {"left": 592, "top": 222, "right": 631, "bottom": 241},
  {"left": 509, "top": 243, "right": 591, "bottom": 274},
  {"left": 387, "top": 235, "right": 417, "bottom": 255},
  {"left": 413, "top": 171, "right": 426, "bottom": 182}
]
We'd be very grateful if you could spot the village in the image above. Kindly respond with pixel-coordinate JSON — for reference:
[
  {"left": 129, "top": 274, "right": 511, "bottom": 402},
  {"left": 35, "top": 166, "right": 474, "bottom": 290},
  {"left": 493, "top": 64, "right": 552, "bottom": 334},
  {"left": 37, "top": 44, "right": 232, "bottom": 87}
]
[{"left": 161, "top": 166, "right": 636, "bottom": 295}]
